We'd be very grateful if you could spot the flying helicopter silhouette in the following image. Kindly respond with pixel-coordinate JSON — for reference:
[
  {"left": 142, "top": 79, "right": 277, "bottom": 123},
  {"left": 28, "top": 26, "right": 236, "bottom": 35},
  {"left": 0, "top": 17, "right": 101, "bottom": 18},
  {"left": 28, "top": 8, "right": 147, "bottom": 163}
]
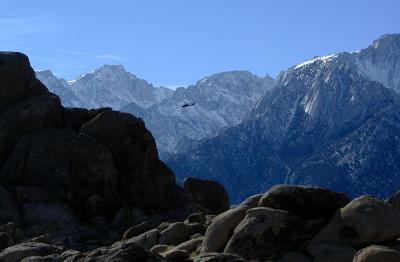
[{"left": 181, "top": 102, "right": 195, "bottom": 108}]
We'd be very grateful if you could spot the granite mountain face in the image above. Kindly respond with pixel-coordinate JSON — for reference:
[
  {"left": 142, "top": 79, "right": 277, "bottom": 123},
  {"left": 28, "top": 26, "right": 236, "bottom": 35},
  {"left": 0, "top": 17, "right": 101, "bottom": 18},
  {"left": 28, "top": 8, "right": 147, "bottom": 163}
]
[
  {"left": 167, "top": 34, "right": 400, "bottom": 203},
  {"left": 37, "top": 68, "right": 274, "bottom": 156},
  {"left": 37, "top": 65, "right": 173, "bottom": 109},
  {"left": 122, "top": 71, "right": 274, "bottom": 156}
]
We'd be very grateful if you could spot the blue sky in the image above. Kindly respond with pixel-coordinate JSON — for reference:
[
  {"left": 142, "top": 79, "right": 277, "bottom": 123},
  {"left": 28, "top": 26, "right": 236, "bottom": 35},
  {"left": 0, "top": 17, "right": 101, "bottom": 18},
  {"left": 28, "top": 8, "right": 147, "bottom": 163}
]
[{"left": 1, "top": 0, "right": 399, "bottom": 87}]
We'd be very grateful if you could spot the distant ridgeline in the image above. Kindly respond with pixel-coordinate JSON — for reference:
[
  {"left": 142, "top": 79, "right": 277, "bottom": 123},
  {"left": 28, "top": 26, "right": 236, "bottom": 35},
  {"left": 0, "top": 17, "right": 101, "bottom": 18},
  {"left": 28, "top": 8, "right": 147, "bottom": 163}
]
[
  {"left": 37, "top": 34, "right": 400, "bottom": 204},
  {"left": 167, "top": 34, "right": 400, "bottom": 203},
  {"left": 36, "top": 68, "right": 274, "bottom": 158}
]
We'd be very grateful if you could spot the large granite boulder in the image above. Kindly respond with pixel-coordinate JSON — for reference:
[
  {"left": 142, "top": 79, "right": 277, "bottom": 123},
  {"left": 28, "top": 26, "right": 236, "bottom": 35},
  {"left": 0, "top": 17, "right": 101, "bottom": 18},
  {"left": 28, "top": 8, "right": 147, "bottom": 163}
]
[
  {"left": 0, "top": 186, "right": 19, "bottom": 224},
  {"left": 64, "top": 242, "right": 167, "bottom": 261},
  {"left": 0, "top": 94, "right": 63, "bottom": 168},
  {"left": 224, "top": 207, "right": 321, "bottom": 260},
  {"left": 0, "top": 52, "right": 48, "bottom": 112},
  {"left": 81, "top": 110, "right": 192, "bottom": 212},
  {"left": 0, "top": 242, "right": 63, "bottom": 262},
  {"left": 258, "top": 185, "right": 349, "bottom": 220},
  {"left": 353, "top": 245, "right": 400, "bottom": 262},
  {"left": 0, "top": 128, "right": 119, "bottom": 217},
  {"left": 183, "top": 177, "right": 230, "bottom": 215},
  {"left": 308, "top": 195, "right": 400, "bottom": 256},
  {"left": 201, "top": 194, "right": 261, "bottom": 253}
]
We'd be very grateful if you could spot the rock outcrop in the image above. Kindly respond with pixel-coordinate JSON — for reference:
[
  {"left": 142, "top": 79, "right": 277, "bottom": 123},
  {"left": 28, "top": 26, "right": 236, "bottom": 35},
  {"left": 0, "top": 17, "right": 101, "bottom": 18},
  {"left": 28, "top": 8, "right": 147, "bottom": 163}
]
[
  {"left": 0, "top": 51, "right": 197, "bottom": 251},
  {"left": 183, "top": 177, "right": 230, "bottom": 215}
]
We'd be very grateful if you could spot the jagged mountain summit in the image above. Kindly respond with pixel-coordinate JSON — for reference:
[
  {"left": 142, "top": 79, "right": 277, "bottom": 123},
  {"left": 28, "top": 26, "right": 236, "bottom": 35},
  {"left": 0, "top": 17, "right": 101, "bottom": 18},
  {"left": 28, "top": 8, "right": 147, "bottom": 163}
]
[
  {"left": 36, "top": 65, "right": 173, "bottom": 109},
  {"left": 70, "top": 65, "right": 173, "bottom": 109},
  {"left": 38, "top": 67, "right": 274, "bottom": 156},
  {"left": 122, "top": 71, "right": 274, "bottom": 156},
  {"left": 167, "top": 34, "right": 400, "bottom": 203}
]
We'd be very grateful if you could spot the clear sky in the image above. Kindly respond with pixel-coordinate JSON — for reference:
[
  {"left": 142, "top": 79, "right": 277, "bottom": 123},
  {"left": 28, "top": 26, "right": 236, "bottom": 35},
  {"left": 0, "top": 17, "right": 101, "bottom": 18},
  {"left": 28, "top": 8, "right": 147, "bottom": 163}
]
[{"left": 1, "top": 0, "right": 399, "bottom": 87}]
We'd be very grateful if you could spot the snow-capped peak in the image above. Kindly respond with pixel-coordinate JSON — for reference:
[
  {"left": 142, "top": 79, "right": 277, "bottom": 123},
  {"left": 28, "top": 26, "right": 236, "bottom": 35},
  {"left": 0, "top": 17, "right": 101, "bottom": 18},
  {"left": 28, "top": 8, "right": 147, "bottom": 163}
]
[{"left": 294, "top": 54, "right": 338, "bottom": 69}]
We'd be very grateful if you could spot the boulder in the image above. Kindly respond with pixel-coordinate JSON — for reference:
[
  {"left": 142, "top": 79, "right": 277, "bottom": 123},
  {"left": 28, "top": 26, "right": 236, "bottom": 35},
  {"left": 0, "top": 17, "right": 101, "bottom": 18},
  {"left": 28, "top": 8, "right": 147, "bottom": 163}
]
[
  {"left": 0, "top": 52, "right": 47, "bottom": 112},
  {"left": 22, "top": 202, "right": 79, "bottom": 237},
  {"left": 278, "top": 252, "right": 311, "bottom": 262},
  {"left": 81, "top": 110, "right": 192, "bottom": 212},
  {"left": 159, "top": 222, "right": 204, "bottom": 246},
  {"left": 163, "top": 249, "right": 189, "bottom": 262},
  {"left": 0, "top": 186, "right": 19, "bottom": 224},
  {"left": 353, "top": 245, "right": 400, "bottom": 262},
  {"left": 313, "top": 245, "right": 357, "bottom": 262},
  {"left": 187, "top": 212, "right": 206, "bottom": 224},
  {"left": 202, "top": 206, "right": 247, "bottom": 253},
  {"left": 122, "top": 221, "right": 152, "bottom": 240},
  {"left": 202, "top": 194, "right": 260, "bottom": 253},
  {"left": 307, "top": 195, "right": 400, "bottom": 256},
  {"left": 1, "top": 128, "right": 118, "bottom": 216},
  {"left": 0, "top": 94, "right": 63, "bottom": 168},
  {"left": 258, "top": 185, "right": 349, "bottom": 220},
  {"left": 192, "top": 253, "right": 247, "bottom": 262},
  {"left": 125, "top": 229, "right": 160, "bottom": 250},
  {"left": 0, "top": 232, "right": 14, "bottom": 252},
  {"left": 20, "top": 254, "right": 63, "bottom": 262},
  {"left": 0, "top": 242, "right": 63, "bottom": 262},
  {"left": 86, "top": 195, "right": 107, "bottom": 218},
  {"left": 183, "top": 177, "right": 230, "bottom": 215},
  {"left": 224, "top": 207, "right": 321, "bottom": 260},
  {"left": 169, "top": 237, "right": 203, "bottom": 254},
  {"left": 63, "top": 242, "right": 167, "bottom": 261},
  {"left": 150, "top": 244, "right": 170, "bottom": 254},
  {"left": 62, "top": 107, "right": 111, "bottom": 133}
]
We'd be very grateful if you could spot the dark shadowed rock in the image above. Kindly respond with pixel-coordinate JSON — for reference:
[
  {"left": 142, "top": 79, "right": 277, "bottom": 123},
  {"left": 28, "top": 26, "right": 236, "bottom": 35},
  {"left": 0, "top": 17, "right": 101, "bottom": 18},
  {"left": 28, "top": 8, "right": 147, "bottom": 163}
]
[
  {"left": 0, "top": 186, "right": 19, "bottom": 224},
  {"left": 0, "top": 242, "right": 63, "bottom": 262},
  {"left": 183, "top": 177, "right": 230, "bottom": 215},
  {"left": 64, "top": 242, "right": 167, "bottom": 261},
  {"left": 0, "top": 232, "right": 14, "bottom": 252},
  {"left": 258, "top": 185, "right": 350, "bottom": 220},
  {"left": 224, "top": 207, "right": 321, "bottom": 260},
  {"left": 62, "top": 107, "right": 111, "bottom": 133},
  {"left": 353, "top": 245, "right": 400, "bottom": 262},
  {"left": 0, "top": 94, "right": 63, "bottom": 168},
  {"left": 387, "top": 190, "right": 400, "bottom": 210},
  {"left": 122, "top": 221, "right": 151, "bottom": 240},
  {"left": 163, "top": 249, "right": 189, "bottom": 262},
  {"left": 313, "top": 244, "right": 356, "bottom": 262},
  {"left": 81, "top": 110, "right": 193, "bottom": 212},
  {"left": 0, "top": 52, "right": 48, "bottom": 112},
  {"left": 159, "top": 222, "right": 204, "bottom": 246},
  {"left": 278, "top": 252, "right": 311, "bottom": 262},
  {"left": 192, "top": 253, "right": 247, "bottom": 262},
  {"left": 0, "top": 128, "right": 118, "bottom": 216}
]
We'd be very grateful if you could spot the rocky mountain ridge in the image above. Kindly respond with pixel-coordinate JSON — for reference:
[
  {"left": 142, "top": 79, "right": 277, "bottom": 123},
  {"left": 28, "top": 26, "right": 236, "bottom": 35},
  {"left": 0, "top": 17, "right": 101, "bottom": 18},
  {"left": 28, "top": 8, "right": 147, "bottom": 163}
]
[
  {"left": 167, "top": 34, "right": 400, "bottom": 203},
  {"left": 37, "top": 67, "right": 274, "bottom": 157}
]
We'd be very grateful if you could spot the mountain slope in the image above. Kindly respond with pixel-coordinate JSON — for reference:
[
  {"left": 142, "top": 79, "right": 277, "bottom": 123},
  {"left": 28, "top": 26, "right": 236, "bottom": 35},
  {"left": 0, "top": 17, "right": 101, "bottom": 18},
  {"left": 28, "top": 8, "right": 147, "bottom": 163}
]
[
  {"left": 122, "top": 71, "right": 274, "bottom": 156},
  {"left": 167, "top": 34, "right": 400, "bottom": 203},
  {"left": 36, "top": 70, "right": 83, "bottom": 107},
  {"left": 69, "top": 65, "right": 173, "bottom": 109}
]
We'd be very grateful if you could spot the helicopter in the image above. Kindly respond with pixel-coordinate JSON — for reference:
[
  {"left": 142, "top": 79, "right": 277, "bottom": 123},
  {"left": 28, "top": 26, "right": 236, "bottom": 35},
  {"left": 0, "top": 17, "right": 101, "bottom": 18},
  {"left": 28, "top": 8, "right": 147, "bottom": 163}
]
[{"left": 181, "top": 102, "right": 195, "bottom": 108}]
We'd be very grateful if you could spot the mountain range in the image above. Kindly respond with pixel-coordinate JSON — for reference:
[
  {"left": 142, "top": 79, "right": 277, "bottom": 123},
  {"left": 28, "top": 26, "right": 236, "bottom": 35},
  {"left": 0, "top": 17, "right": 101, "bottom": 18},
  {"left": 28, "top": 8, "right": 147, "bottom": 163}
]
[
  {"left": 37, "top": 67, "right": 274, "bottom": 157},
  {"left": 37, "top": 33, "right": 400, "bottom": 204},
  {"left": 167, "top": 34, "right": 400, "bottom": 203}
]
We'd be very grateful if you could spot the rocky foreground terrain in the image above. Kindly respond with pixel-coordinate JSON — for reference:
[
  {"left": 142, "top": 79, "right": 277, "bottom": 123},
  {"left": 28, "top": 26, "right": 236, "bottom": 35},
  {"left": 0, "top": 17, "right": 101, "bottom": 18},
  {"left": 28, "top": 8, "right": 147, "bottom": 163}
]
[{"left": 1, "top": 52, "right": 400, "bottom": 262}]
